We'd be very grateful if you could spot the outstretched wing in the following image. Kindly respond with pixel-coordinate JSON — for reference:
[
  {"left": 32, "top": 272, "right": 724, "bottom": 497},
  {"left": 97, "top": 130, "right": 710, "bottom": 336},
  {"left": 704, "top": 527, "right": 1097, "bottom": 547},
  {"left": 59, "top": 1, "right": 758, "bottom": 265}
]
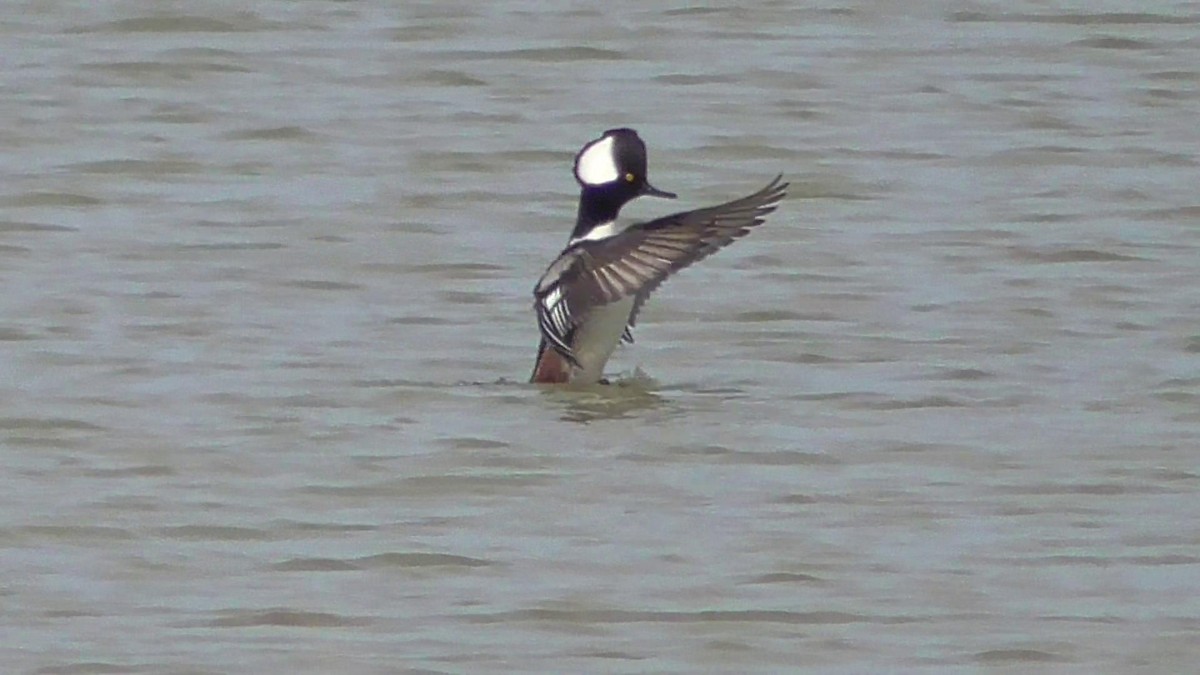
[{"left": 534, "top": 175, "right": 788, "bottom": 364}]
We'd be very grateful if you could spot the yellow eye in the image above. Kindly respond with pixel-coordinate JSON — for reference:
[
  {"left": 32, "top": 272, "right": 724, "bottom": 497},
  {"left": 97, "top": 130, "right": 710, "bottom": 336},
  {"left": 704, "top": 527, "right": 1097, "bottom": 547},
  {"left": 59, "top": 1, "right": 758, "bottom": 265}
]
[{"left": 625, "top": 172, "right": 635, "bottom": 183}]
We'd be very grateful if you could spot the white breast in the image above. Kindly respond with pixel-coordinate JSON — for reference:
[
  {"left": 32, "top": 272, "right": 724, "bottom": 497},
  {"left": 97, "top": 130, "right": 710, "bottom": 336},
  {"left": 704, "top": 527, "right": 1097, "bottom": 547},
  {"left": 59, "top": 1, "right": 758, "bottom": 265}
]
[
  {"left": 570, "top": 296, "right": 635, "bottom": 383},
  {"left": 569, "top": 219, "right": 622, "bottom": 245}
]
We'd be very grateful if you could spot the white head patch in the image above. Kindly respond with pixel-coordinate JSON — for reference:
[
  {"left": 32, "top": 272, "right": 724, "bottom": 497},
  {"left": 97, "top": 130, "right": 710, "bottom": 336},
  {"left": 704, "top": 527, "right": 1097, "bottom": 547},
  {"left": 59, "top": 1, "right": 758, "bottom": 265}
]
[{"left": 575, "top": 135, "right": 619, "bottom": 186}]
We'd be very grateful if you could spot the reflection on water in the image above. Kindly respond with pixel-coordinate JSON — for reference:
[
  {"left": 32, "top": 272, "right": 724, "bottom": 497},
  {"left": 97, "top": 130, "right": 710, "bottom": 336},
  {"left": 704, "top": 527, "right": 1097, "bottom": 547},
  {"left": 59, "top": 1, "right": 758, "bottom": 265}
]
[{"left": 539, "top": 370, "right": 670, "bottom": 423}]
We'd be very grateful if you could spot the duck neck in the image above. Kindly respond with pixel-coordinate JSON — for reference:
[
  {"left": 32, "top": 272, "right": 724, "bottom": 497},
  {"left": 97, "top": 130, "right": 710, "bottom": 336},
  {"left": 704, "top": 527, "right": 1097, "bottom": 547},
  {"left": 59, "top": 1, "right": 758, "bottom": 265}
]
[{"left": 570, "top": 186, "right": 631, "bottom": 241}]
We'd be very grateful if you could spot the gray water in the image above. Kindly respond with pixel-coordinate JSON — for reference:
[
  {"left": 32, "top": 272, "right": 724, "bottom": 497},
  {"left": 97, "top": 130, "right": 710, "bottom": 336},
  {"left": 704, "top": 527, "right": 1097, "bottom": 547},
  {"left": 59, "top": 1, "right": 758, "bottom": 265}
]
[{"left": 2, "top": 2, "right": 1198, "bottom": 673}]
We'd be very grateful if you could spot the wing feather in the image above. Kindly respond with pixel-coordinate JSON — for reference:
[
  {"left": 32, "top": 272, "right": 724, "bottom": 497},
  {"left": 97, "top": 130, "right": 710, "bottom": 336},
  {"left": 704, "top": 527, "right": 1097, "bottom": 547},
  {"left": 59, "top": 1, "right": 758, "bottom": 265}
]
[{"left": 533, "top": 175, "right": 787, "bottom": 364}]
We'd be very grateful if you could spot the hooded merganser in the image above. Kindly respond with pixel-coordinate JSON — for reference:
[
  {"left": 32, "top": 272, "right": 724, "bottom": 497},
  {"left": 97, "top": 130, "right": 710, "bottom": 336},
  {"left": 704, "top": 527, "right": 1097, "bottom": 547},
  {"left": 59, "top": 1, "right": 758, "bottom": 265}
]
[{"left": 531, "top": 128, "right": 787, "bottom": 384}]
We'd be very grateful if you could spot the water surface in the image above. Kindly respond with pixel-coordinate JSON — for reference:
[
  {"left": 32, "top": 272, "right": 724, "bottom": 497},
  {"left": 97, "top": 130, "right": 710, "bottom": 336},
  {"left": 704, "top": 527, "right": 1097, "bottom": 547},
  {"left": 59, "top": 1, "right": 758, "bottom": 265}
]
[{"left": 2, "top": 2, "right": 1198, "bottom": 673}]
